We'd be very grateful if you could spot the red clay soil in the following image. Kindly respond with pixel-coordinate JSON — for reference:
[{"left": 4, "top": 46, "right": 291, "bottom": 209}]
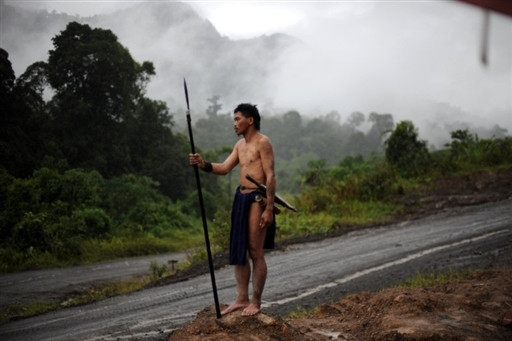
[{"left": 169, "top": 269, "right": 512, "bottom": 340}]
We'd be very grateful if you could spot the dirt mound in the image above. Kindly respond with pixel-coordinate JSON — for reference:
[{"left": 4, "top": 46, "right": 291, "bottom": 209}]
[
  {"left": 168, "top": 269, "right": 512, "bottom": 341},
  {"left": 168, "top": 306, "right": 313, "bottom": 341}
]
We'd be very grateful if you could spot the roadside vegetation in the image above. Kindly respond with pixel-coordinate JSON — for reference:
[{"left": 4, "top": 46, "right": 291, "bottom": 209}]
[
  {"left": 396, "top": 268, "right": 474, "bottom": 289},
  {"left": 209, "top": 124, "right": 512, "bottom": 251}
]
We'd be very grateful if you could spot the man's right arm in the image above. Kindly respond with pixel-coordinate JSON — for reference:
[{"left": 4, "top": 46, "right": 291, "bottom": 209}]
[{"left": 189, "top": 143, "right": 239, "bottom": 175}]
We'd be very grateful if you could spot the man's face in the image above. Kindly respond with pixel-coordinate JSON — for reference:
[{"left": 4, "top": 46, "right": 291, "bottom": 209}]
[{"left": 233, "top": 111, "right": 252, "bottom": 135}]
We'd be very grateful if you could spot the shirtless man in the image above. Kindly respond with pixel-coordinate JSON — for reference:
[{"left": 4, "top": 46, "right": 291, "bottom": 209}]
[{"left": 189, "top": 103, "right": 276, "bottom": 316}]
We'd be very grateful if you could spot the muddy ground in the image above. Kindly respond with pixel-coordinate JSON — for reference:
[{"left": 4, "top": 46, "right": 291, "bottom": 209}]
[
  {"left": 167, "top": 169, "right": 512, "bottom": 340},
  {"left": 169, "top": 269, "right": 512, "bottom": 341}
]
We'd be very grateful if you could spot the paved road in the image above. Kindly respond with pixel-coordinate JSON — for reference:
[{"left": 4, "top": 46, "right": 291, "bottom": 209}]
[
  {"left": 0, "top": 252, "right": 187, "bottom": 309},
  {"left": 0, "top": 200, "right": 510, "bottom": 341}
]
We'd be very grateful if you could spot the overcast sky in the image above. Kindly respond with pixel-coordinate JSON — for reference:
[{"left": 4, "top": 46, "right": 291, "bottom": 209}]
[
  {"left": 8, "top": 1, "right": 373, "bottom": 39},
  {"left": 9, "top": 0, "right": 304, "bottom": 38},
  {"left": 5, "top": 0, "right": 512, "bottom": 139}
]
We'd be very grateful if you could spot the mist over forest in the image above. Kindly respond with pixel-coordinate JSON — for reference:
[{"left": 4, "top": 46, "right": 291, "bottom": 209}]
[
  {"left": 1, "top": 0, "right": 511, "bottom": 149},
  {"left": 1, "top": 2, "right": 296, "bottom": 120}
]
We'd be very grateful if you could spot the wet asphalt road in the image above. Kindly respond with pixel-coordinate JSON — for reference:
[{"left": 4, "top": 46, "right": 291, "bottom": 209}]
[
  {"left": 0, "top": 199, "right": 510, "bottom": 341},
  {"left": 0, "top": 252, "right": 188, "bottom": 309}
]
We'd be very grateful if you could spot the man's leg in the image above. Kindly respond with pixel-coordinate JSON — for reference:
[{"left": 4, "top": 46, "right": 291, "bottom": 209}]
[
  {"left": 221, "top": 258, "right": 251, "bottom": 315},
  {"left": 242, "top": 202, "right": 268, "bottom": 316}
]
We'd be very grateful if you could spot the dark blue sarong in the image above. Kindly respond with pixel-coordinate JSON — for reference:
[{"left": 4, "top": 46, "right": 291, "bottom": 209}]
[{"left": 229, "top": 187, "right": 276, "bottom": 265}]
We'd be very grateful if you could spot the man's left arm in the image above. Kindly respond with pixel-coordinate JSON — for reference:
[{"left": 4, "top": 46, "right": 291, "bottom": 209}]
[{"left": 260, "top": 137, "right": 276, "bottom": 228}]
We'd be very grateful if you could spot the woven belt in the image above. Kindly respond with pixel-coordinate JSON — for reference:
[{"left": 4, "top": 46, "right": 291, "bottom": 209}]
[{"left": 240, "top": 185, "right": 260, "bottom": 191}]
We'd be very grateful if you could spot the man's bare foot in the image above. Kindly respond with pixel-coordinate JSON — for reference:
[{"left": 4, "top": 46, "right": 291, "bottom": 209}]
[
  {"left": 221, "top": 301, "right": 249, "bottom": 316},
  {"left": 241, "top": 303, "right": 261, "bottom": 316}
]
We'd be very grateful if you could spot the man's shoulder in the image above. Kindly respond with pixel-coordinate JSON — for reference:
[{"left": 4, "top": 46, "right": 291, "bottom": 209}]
[
  {"left": 256, "top": 133, "right": 274, "bottom": 155},
  {"left": 257, "top": 132, "right": 272, "bottom": 143}
]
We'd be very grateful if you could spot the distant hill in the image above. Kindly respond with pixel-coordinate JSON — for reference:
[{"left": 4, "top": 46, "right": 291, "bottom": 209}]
[{"left": 1, "top": 1, "right": 299, "bottom": 117}]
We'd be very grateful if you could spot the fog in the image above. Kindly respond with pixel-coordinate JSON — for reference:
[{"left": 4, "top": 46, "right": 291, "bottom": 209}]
[
  {"left": 2, "top": 0, "right": 511, "bottom": 146},
  {"left": 265, "top": 1, "right": 512, "bottom": 145}
]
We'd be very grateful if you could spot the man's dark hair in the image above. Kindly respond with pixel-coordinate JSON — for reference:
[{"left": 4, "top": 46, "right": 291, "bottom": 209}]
[{"left": 234, "top": 103, "right": 261, "bottom": 130}]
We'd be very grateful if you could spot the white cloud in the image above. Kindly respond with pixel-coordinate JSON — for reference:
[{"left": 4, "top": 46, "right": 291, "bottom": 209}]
[{"left": 189, "top": 2, "right": 302, "bottom": 39}]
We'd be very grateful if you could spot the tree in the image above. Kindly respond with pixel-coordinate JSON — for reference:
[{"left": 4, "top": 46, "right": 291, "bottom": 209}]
[
  {"left": 45, "top": 22, "right": 155, "bottom": 176},
  {"left": 385, "top": 120, "right": 430, "bottom": 177},
  {"left": 3, "top": 21, "right": 195, "bottom": 200},
  {"left": 278, "top": 111, "right": 303, "bottom": 159},
  {"left": 1, "top": 51, "right": 50, "bottom": 177},
  {"left": 47, "top": 22, "right": 152, "bottom": 120},
  {"left": 194, "top": 110, "right": 238, "bottom": 151},
  {"left": 0, "top": 48, "right": 15, "bottom": 102},
  {"left": 0, "top": 49, "right": 19, "bottom": 174},
  {"left": 206, "top": 95, "right": 222, "bottom": 118},
  {"left": 367, "top": 112, "right": 394, "bottom": 151},
  {"left": 346, "top": 111, "right": 365, "bottom": 128}
]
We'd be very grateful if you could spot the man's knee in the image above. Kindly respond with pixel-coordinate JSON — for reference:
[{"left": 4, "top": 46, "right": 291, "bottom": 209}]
[{"left": 247, "top": 245, "right": 264, "bottom": 260}]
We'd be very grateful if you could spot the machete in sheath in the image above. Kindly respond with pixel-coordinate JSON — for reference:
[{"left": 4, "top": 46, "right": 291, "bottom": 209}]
[{"left": 245, "top": 174, "right": 297, "bottom": 212}]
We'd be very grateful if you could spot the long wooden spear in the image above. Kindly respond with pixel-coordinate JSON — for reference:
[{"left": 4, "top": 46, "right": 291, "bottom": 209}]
[{"left": 184, "top": 78, "right": 221, "bottom": 318}]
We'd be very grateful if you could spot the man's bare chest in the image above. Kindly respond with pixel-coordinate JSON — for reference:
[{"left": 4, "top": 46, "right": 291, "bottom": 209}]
[{"left": 238, "top": 144, "right": 261, "bottom": 166}]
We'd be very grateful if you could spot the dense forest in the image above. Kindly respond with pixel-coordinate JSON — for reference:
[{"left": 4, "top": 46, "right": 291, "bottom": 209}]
[{"left": 1, "top": 21, "right": 511, "bottom": 273}]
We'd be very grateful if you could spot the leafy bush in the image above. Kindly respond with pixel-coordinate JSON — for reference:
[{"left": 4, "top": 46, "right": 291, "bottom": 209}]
[
  {"left": 446, "top": 130, "right": 512, "bottom": 168},
  {"left": 385, "top": 120, "right": 430, "bottom": 177},
  {"left": 149, "top": 261, "right": 168, "bottom": 280},
  {"left": 181, "top": 189, "right": 223, "bottom": 221},
  {"left": 339, "top": 163, "right": 397, "bottom": 201},
  {"left": 12, "top": 211, "right": 51, "bottom": 252}
]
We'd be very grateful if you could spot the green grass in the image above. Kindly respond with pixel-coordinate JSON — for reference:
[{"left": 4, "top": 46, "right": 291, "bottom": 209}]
[
  {"left": 59, "top": 277, "right": 151, "bottom": 308},
  {"left": 277, "top": 211, "right": 338, "bottom": 239},
  {"left": 79, "top": 232, "right": 204, "bottom": 264},
  {"left": 0, "top": 301, "right": 60, "bottom": 324},
  {"left": 333, "top": 200, "right": 400, "bottom": 226},
  {"left": 276, "top": 199, "right": 401, "bottom": 241},
  {"left": 396, "top": 269, "right": 473, "bottom": 289},
  {"left": 288, "top": 305, "right": 320, "bottom": 318}
]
